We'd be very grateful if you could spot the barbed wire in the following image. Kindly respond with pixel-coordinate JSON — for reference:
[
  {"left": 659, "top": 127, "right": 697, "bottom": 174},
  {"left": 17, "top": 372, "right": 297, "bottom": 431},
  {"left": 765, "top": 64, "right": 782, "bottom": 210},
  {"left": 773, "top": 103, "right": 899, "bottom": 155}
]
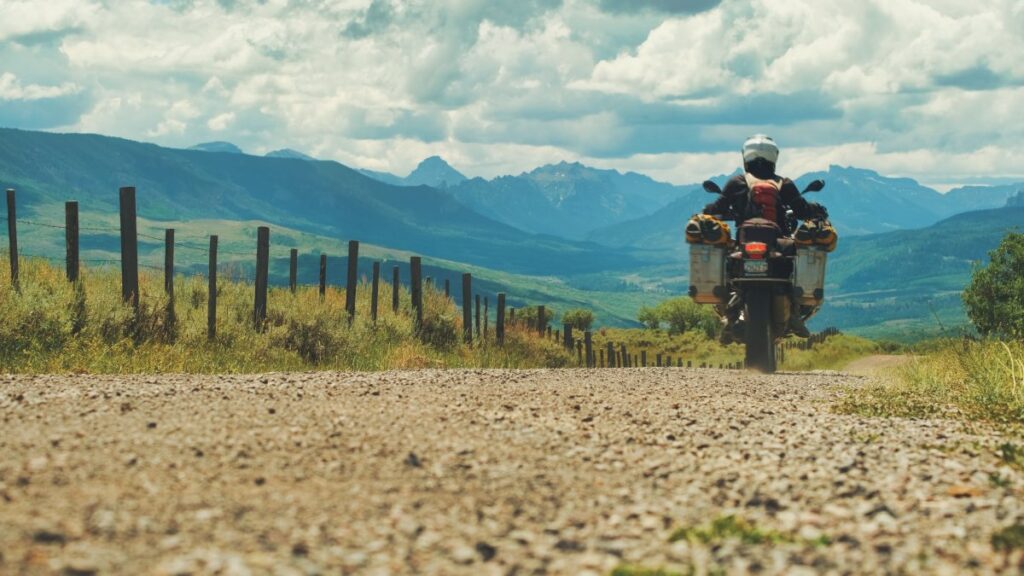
[
  {"left": 18, "top": 252, "right": 164, "bottom": 272},
  {"left": 3, "top": 217, "right": 259, "bottom": 257}
]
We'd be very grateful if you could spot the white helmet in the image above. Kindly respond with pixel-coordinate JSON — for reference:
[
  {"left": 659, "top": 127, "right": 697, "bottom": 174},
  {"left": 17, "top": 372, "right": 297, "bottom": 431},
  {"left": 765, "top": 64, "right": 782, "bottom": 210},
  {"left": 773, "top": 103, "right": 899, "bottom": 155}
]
[{"left": 742, "top": 134, "right": 779, "bottom": 166}]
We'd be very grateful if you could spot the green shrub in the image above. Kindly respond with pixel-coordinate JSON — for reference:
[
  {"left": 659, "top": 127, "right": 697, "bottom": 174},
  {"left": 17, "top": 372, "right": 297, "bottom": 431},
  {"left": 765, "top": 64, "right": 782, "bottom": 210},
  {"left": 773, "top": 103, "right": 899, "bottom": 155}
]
[
  {"left": 562, "top": 308, "right": 595, "bottom": 331},
  {"left": 963, "top": 232, "right": 1024, "bottom": 338},
  {"left": 637, "top": 306, "right": 660, "bottom": 329},
  {"left": 655, "top": 297, "right": 720, "bottom": 338}
]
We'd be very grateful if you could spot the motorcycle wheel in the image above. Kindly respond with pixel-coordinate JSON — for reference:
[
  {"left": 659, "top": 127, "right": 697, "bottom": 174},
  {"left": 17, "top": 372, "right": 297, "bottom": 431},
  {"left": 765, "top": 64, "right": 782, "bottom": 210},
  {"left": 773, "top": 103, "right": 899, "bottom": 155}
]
[{"left": 744, "top": 286, "right": 777, "bottom": 373}]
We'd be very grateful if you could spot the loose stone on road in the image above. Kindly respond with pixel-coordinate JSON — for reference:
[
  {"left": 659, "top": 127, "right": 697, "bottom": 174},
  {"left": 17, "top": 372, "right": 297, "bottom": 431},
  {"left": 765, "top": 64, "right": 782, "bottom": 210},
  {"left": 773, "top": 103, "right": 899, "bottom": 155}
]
[{"left": 1, "top": 368, "right": 1021, "bottom": 574}]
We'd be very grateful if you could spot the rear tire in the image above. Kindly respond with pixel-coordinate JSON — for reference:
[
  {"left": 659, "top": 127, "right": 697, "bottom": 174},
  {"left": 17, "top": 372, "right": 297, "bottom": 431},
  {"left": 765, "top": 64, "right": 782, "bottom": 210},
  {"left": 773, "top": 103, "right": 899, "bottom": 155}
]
[{"left": 744, "top": 287, "right": 777, "bottom": 373}]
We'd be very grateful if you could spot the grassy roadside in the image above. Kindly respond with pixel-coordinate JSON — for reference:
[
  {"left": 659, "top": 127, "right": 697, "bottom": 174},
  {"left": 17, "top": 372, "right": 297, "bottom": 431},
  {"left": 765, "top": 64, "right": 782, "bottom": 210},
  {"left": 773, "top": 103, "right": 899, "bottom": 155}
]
[
  {"left": 0, "top": 255, "right": 572, "bottom": 374},
  {"left": 777, "top": 334, "right": 882, "bottom": 371},
  {"left": 591, "top": 327, "right": 744, "bottom": 367},
  {"left": 835, "top": 338, "right": 1024, "bottom": 426}
]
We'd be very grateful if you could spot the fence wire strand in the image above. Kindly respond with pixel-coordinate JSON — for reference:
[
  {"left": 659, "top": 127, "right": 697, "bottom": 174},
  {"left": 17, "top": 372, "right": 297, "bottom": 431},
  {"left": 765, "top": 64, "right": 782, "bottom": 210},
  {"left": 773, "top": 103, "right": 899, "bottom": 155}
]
[{"left": 6, "top": 217, "right": 258, "bottom": 257}]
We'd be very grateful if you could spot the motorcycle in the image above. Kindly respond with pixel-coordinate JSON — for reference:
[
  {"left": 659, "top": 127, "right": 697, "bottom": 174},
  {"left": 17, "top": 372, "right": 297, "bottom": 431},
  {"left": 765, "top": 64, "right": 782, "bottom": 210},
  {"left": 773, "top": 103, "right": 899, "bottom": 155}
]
[{"left": 689, "top": 179, "right": 829, "bottom": 373}]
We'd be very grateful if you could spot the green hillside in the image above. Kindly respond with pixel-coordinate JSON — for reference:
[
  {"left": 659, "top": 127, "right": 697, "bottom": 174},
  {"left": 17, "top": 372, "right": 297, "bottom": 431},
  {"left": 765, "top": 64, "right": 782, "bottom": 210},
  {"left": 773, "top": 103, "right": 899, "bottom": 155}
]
[
  {"left": 0, "top": 128, "right": 639, "bottom": 276},
  {"left": 814, "top": 207, "right": 1024, "bottom": 339}
]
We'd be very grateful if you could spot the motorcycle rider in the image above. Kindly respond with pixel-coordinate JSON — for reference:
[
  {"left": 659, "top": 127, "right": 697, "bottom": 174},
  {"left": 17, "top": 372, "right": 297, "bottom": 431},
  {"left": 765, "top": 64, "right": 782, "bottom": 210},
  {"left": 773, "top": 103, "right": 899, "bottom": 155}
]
[{"left": 703, "top": 134, "right": 828, "bottom": 341}]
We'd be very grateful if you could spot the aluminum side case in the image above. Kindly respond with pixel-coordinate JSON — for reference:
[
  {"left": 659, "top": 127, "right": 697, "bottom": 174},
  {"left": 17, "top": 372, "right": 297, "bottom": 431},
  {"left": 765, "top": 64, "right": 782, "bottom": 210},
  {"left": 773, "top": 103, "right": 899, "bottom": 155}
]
[
  {"left": 793, "top": 246, "right": 828, "bottom": 306},
  {"left": 688, "top": 244, "right": 728, "bottom": 305}
]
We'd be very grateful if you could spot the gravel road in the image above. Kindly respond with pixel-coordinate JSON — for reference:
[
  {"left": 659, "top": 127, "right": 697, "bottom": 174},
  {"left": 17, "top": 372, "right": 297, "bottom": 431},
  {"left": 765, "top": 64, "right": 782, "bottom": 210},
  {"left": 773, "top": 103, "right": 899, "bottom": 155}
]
[{"left": 1, "top": 369, "right": 1022, "bottom": 575}]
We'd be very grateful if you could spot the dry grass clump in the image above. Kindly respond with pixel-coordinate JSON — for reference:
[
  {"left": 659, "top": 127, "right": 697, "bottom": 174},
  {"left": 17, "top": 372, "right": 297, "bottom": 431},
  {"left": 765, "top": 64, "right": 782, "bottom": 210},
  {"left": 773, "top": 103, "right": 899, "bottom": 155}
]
[{"left": 0, "top": 255, "right": 572, "bottom": 373}]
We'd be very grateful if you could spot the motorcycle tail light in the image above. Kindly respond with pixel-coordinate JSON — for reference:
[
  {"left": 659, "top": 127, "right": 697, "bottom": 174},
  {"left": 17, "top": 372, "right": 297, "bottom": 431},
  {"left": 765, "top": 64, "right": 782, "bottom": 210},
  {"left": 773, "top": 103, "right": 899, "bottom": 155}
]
[{"left": 745, "top": 242, "right": 768, "bottom": 258}]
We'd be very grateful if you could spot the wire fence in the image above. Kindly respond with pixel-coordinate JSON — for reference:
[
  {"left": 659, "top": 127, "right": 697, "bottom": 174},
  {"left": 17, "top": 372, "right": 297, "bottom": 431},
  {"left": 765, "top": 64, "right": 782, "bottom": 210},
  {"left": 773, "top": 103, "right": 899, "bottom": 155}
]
[{"left": 1, "top": 188, "right": 841, "bottom": 368}]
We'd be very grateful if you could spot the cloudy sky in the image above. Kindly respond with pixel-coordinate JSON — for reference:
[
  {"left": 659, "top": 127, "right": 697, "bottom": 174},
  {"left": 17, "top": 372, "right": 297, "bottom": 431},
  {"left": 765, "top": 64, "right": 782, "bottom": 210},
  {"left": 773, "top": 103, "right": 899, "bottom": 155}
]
[{"left": 1, "top": 0, "right": 1022, "bottom": 188}]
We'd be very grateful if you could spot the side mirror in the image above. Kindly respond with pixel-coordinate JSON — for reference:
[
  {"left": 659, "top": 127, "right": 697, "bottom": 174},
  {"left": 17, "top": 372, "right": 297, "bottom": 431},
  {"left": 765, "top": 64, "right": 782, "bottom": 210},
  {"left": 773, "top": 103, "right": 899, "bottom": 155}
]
[
  {"left": 803, "top": 179, "right": 825, "bottom": 194},
  {"left": 702, "top": 180, "right": 722, "bottom": 194}
]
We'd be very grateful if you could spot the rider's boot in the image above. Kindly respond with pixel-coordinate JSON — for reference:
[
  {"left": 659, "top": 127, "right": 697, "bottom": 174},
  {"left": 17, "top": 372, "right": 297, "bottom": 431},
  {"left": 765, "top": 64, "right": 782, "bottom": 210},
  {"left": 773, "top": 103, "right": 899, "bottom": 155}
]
[
  {"left": 788, "top": 294, "right": 811, "bottom": 338},
  {"left": 718, "top": 294, "right": 742, "bottom": 345}
]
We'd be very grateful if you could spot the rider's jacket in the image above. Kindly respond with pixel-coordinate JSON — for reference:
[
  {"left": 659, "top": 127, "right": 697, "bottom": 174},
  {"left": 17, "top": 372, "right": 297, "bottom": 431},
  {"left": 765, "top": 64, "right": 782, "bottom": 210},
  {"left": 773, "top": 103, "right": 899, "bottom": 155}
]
[{"left": 702, "top": 173, "right": 823, "bottom": 234}]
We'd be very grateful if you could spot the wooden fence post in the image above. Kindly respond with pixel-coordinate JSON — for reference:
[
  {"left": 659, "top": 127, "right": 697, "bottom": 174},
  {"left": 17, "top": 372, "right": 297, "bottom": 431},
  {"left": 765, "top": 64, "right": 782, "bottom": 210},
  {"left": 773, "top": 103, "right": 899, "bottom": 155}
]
[
  {"left": 462, "top": 273, "right": 472, "bottom": 344},
  {"left": 621, "top": 344, "right": 629, "bottom": 368},
  {"left": 164, "top": 228, "right": 174, "bottom": 296},
  {"left": 576, "top": 341, "right": 583, "bottom": 365},
  {"left": 119, "top": 187, "right": 139, "bottom": 310},
  {"left": 563, "top": 323, "right": 573, "bottom": 351},
  {"left": 164, "top": 228, "right": 174, "bottom": 327},
  {"left": 253, "top": 226, "right": 269, "bottom": 329},
  {"left": 584, "top": 331, "right": 593, "bottom": 368},
  {"left": 641, "top": 350, "right": 647, "bottom": 367},
  {"left": 444, "top": 279, "right": 450, "bottom": 298},
  {"left": 509, "top": 307, "right": 515, "bottom": 325},
  {"left": 657, "top": 353, "right": 663, "bottom": 367},
  {"left": 371, "top": 261, "right": 380, "bottom": 322},
  {"left": 346, "top": 240, "right": 358, "bottom": 321},
  {"left": 475, "top": 294, "right": 481, "bottom": 337},
  {"left": 319, "top": 254, "right": 327, "bottom": 300},
  {"left": 410, "top": 257, "right": 422, "bottom": 329},
  {"left": 496, "top": 293, "right": 506, "bottom": 345},
  {"left": 392, "top": 265, "right": 400, "bottom": 312},
  {"left": 484, "top": 297, "right": 489, "bottom": 338},
  {"left": 554, "top": 329, "right": 559, "bottom": 343},
  {"left": 289, "top": 249, "right": 297, "bottom": 293},
  {"left": 607, "top": 342, "right": 614, "bottom": 368},
  {"left": 208, "top": 235, "right": 218, "bottom": 340},
  {"left": 537, "top": 305, "right": 546, "bottom": 336},
  {"left": 65, "top": 201, "right": 79, "bottom": 283},
  {"left": 599, "top": 348, "right": 604, "bottom": 368},
  {"left": 5, "top": 189, "right": 17, "bottom": 290}
]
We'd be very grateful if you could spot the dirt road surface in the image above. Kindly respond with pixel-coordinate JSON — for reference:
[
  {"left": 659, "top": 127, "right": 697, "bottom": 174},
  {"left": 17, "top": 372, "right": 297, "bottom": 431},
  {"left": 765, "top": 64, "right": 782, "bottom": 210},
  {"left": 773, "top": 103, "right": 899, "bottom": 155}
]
[
  {"left": 842, "top": 356, "right": 914, "bottom": 377},
  {"left": 1, "top": 369, "right": 1022, "bottom": 575}
]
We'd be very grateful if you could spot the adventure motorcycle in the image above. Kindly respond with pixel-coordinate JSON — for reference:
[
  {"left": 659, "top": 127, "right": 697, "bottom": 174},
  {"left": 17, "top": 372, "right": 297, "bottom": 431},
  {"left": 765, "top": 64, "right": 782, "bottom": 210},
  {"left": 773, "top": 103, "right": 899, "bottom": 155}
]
[{"left": 689, "top": 179, "right": 830, "bottom": 373}]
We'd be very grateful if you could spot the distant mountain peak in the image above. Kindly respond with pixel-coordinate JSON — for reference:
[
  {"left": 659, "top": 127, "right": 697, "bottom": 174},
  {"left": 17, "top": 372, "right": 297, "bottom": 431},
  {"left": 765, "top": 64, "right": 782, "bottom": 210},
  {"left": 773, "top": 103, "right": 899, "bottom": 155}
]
[
  {"left": 265, "top": 148, "right": 314, "bottom": 161},
  {"left": 405, "top": 156, "right": 467, "bottom": 188},
  {"left": 531, "top": 160, "right": 600, "bottom": 177},
  {"left": 189, "top": 141, "right": 243, "bottom": 154},
  {"left": 418, "top": 155, "right": 450, "bottom": 167}
]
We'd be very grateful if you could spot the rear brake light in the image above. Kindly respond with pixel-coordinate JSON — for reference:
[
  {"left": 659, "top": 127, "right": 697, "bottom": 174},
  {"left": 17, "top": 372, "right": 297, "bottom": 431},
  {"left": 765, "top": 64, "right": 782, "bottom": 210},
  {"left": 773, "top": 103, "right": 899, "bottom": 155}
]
[{"left": 744, "top": 242, "right": 768, "bottom": 256}]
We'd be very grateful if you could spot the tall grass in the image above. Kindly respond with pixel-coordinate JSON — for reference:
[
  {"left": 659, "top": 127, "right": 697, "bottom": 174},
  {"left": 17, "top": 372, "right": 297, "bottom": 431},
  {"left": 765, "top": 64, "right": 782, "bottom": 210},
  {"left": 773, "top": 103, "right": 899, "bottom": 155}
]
[
  {"left": 0, "top": 255, "right": 572, "bottom": 373},
  {"left": 836, "top": 339, "right": 1024, "bottom": 424}
]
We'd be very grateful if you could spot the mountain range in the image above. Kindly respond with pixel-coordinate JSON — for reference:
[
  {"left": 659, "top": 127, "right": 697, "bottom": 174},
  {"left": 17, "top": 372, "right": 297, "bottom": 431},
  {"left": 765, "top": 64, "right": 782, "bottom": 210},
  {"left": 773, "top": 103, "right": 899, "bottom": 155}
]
[
  {"left": 589, "top": 166, "right": 1021, "bottom": 253},
  {"left": 0, "top": 128, "right": 633, "bottom": 276},
  {"left": 361, "top": 159, "right": 691, "bottom": 239}
]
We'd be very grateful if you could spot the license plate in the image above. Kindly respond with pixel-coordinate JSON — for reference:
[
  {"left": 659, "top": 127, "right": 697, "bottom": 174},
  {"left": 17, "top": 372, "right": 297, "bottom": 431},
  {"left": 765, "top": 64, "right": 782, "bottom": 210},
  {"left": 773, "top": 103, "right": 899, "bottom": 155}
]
[{"left": 743, "top": 260, "right": 769, "bottom": 275}]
